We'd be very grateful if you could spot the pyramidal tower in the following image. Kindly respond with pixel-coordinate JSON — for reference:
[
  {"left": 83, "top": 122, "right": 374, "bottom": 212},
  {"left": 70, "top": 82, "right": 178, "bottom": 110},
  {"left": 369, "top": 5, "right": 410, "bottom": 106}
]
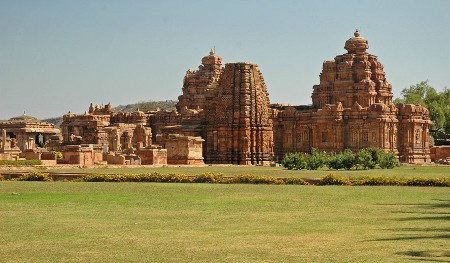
[{"left": 205, "top": 62, "right": 273, "bottom": 165}]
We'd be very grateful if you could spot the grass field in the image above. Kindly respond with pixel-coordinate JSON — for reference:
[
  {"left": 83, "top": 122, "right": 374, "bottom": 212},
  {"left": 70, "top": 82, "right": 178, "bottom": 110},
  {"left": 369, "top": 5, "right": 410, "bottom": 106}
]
[
  {"left": 35, "top": 164, "right": 450, "bottom": 178},
  {"left": 1, "top": 182, "right": 449, "bottom": 262}
]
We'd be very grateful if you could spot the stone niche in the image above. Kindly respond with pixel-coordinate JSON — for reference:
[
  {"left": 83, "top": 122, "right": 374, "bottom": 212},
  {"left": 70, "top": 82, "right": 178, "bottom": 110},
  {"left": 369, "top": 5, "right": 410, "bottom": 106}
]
[{"left": 165, "top": 134, "right": 204, "bottom": 165}]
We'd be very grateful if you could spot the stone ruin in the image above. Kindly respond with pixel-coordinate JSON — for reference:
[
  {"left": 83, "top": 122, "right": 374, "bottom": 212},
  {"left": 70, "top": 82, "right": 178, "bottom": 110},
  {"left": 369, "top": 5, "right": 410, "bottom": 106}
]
[
  {"left": 0, "top": 114, "right": 60, "bottom": 161},
  {"left": 272, "top": 31, "right": 430, "bottom": 163},
  {"left": 14, "top": 31, "right": 432, "bottom": 165}
]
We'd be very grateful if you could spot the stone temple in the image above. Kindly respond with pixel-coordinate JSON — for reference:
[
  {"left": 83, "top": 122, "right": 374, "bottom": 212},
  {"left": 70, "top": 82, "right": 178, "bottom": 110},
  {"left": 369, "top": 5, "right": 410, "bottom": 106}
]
[
  {"left": 23, "top": 31, "right": 430, "bottom": 165},
  {"left": 273, "top": 30, "right": 431, "bottom": 163}
]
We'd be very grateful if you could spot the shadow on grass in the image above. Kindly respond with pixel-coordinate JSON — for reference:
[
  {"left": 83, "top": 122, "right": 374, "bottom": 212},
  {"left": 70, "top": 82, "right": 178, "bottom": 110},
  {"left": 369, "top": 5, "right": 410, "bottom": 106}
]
[
  {"left": 375, "top": 234, "right": 450, "bottom": 241},
  {"left": 396, "top": 250, "right": 450, "bottom": 262},
  {"left": 372, "top": 199, "right": 450, "bottom": 262},
  {"left": 395, "top": 215, "right": 450, "bottom": 221}
]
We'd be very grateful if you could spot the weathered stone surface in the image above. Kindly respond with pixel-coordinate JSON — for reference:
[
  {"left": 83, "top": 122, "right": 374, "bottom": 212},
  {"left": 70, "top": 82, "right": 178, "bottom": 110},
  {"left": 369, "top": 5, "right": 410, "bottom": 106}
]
[
  {"left": 204, "top": 62, "right": 273, "bottom": 165},
  {"left": 61, "top": 145, "right": 95, "bottom": 166},
  {"left": 312, "top": 30, "right": 392, "bottom": 109},
  {"left": 57, "top": 32, "right": 431, "bottom": 165},
  {"left": 165, "top": 134, "right": 204, "bottom": 165},
  {"left": 136, "top": 146, "right": 167, "bottom": 165},
  {"left": 430, "top": 146, "right": 450, "bottom": 163},
  {"left": 176, "top": 49, "right": 222, "bottom": 114},
  {"left": 61, "top": 104, "right": 152, "bottom": 154},
  {"left": 273, "top": 31, "right": 431, "bottom": 163},
  {"left": 0, "top": 114, "right": 59, "bottom": 152}
]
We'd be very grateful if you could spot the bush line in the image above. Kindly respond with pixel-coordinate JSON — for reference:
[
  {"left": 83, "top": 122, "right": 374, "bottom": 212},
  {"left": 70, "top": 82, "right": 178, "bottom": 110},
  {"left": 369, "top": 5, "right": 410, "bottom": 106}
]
[
  {"left": 318, "top": 174, "right": 450, "bottom": 187},
  {"left": 282, "top": 147, "right": 400, "bottom": 171},
  {"left": 0, "top": 160, "right": 42, "bottom": 166},
  {"left": 2, "top": 172, "right": 449, "bottom": 186}
]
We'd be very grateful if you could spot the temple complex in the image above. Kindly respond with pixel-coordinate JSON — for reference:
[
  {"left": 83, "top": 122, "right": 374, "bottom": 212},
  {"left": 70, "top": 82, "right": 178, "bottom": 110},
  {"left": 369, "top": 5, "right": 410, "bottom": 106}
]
[
  {"left": 0, "top": 114, "right": 60, "bottom": 160},
  {"left": 2, "top": 31, "right": 432, "bottom": 165}
]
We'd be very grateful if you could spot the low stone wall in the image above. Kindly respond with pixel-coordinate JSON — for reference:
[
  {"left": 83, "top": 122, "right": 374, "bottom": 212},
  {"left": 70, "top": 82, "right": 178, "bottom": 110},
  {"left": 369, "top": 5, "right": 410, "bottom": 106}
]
[
  {"left": 430, "top": 146, "right": 450, "bottom": 163},
  {"left": 136, "top": 148, "right": 167, "bottom": 165},
  {"left": 106, "top": 154, "right": 125, "bottom": 165},
  {"left": 41, "top": 159, "right": 57, "bottom": 166},
  {"left": 0, "top": 153, "right": 16, "bottom": 160}
]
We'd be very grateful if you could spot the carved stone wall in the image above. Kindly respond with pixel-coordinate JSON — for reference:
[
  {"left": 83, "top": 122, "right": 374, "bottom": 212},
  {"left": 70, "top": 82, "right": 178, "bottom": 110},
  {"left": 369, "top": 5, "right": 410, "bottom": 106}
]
[
  {"left": 397, "top": 104, "right": 431, "bottom": 163},
  {"left": 273, "top": 31, "right": 430, "bottom": 163},
  {"left": 59, "top": 34, "right": 432, "bottom": 165},
  {"left": 205, "top": 63, "right": 273, "bottom": 165},
  {"left": 61, "top": 104, "right": 152, "bottom": 152},
  {"left": 176, "top": 50, "right": 223, "bottom": 114},
  {"left": 312, "top": 30, "right": 393, "bottom": 109}
]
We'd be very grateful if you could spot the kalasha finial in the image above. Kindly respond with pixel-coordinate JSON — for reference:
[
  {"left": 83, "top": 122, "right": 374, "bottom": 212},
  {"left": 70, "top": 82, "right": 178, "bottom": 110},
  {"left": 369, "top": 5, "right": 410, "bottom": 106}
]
[
  {"left": 354, "top": 29, "right": 360, "bottom": 37},
  {"left": 210, "top": 48, "right": 214, "bottom": 55}
]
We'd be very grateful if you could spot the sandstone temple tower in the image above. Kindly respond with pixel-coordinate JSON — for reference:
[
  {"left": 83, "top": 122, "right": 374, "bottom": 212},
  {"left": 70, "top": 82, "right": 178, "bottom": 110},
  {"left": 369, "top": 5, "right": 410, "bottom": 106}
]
[
  {"left": 312, "top": 30, "right": 393, "bottom": 108},
  {"left": 204, "top": 63, "right": 273, "bottom": 165},
  {"left": 272, "top": 31, "right": 431, "bottom": 163}
]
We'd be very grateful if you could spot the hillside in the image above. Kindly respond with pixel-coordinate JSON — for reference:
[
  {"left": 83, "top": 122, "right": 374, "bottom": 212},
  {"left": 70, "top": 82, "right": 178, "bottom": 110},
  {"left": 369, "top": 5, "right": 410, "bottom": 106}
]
[
  {"left": 43, "top": 100, "right": 177, "bottom": 128},
  {"left": 113, "top": 100, "right": 177, "bottom": 112}
]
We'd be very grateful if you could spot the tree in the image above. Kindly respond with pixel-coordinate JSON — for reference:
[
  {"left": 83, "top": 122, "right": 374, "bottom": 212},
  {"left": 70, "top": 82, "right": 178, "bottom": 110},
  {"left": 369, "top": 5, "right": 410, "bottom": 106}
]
[
  {"left": 341, "top": 149, "right": 357, "bottom": 170},
  {"left": 394, "top": 81, "right": 450, "bottom": 144},
  {"left": 281, "top": 152, "right": 307, "bottom": 170},
  {"left": 306, "top": 148, "right": 328, "bottom": 170},
  {"left": 356, "top": 148, "right": 376, "bottom": 169},
  {"left": 327, "top": 149, "right": 356, "bottom": 170},
  {"left": 378, "top": 152, "right": 400, "bottom": 169}
]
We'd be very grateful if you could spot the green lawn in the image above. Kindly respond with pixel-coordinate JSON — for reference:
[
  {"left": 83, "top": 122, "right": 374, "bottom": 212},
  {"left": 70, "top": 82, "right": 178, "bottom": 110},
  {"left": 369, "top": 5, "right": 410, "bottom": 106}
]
[
  {"left": 37, "top": 164, "right": 450, "bottom": 178},
  {"left": 0, "top": 182, "right": 449, "bottom": 262}
]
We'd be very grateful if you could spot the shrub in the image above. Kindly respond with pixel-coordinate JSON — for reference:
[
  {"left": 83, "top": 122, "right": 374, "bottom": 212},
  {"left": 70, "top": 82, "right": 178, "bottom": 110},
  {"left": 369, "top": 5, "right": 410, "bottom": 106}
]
[
  {"left": 341, "top": 149, "right": 357, "bottom": 170},
  {"left": 306, "top": 148, "right": 328, "bottom": 170},
  {"left": 0, "top": 174, "right": 4, "bottom": 181},
  {"left": 52, "top": 151, "right": 63, "bottom": 160},
  {"left": 165, "top": 173, "right": 193, "bottom": 183},
  {"left": 318, "top": 173, "right": 351, "bottom": 185},
  {"left": 193, "top": 172, "right": 223, "bottom": 183},
  {"left": 230, "top": 174, "right": 284, "bottom": 185},
  {"left": 138, "top": 172, "right": 166, "bottom": 182},
  {"left": 327, "top": 150, "right": 356, "bottom": 170},
  {"left": 404, "top": 177, "right": 450, "bottom": 187},
  {"left": 0, "top": 160, "right": 42, "bottom": 166},
  {"left": 327, "top": 153, "right": 344, "bottom": 170},
  {"left": 14, "top": 172, "right": 53, "bottom": 182},
  {"left": 379, "top": 152, "right": 400, "bottom": 169},
  {"left": 355, "top": 176, "right": 401, "bottom": 186},
  {"left": 366, "top": 147, "right": 384, "bottom": 165},
  {"left": 281, "top": 152, "right": 307, "bottom": 170},
  {"left": 283, "top": 177, "right": 309, "bottom": 185},
  {"left": 81, "top": 174, "right": 126, "bottom": 182},
  {"left": 356, "top": 148, "right": 376, "bottom": 170}
]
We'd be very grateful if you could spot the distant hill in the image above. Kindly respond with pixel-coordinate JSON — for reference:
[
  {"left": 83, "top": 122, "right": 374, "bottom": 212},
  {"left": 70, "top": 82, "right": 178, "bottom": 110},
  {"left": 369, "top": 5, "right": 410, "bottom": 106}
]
[
  {"left": 113, "top": 100, "right": 177, "bottom": 112},
  {"left": 42, "top": 116, "right": 64, "bottom": 128},
  {"left": 43, "top": 100, "right": 178, "bottom": 128}
]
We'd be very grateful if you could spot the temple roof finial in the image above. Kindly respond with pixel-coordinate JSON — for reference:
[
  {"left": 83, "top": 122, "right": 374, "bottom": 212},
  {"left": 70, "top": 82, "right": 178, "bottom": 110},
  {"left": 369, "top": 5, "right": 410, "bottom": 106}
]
[
  {"left": 354, "top": 29, "right": 360, "bottom": 37},
  {"left": 210, "top": 48, "right": 214, "bottom": 55}
]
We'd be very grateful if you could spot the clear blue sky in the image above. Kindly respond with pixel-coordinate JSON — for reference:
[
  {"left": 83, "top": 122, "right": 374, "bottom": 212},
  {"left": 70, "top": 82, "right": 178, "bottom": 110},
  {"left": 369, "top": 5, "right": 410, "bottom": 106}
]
[{"left": 1, "top": 0, "right": 449, "bottom": 119}]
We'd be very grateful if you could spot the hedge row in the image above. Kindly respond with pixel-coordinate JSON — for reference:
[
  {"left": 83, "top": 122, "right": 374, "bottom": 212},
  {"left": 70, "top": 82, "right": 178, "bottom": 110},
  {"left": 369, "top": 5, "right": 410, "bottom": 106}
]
[
  {"left": 8, "top": 171, "right": 53, "bottom": 181},
  {"left": 0, "top": 160, "right": 42, "bottom": 166},
  {"left": 76, "top": 172, "right": 310, "bottom": 185},
  {"left": 2, "top": 172, "right": 449, "bottom": 187},
  {"left": 318, "top": 174, "right": 450, "bottom": 187}
]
